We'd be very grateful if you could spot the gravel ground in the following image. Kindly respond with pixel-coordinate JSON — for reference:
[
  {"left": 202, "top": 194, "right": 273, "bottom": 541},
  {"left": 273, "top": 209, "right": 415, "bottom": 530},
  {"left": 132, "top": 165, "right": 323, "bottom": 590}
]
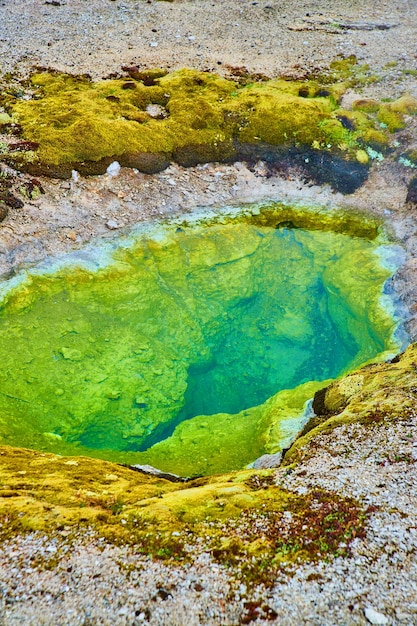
[
  {"left": 0, "top": 1, "right": 417, "bottom": 624},
  {"left": 1, "top": 0, "right": 416, "bottom": 87},
  {"left": 0, "top": 414, "right": 416, "bottom": 625}
]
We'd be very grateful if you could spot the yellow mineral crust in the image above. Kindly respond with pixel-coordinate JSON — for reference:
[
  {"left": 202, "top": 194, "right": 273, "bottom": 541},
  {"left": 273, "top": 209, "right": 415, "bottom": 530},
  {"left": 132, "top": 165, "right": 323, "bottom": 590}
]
[{"left": 284, "top": 343, "right": 417, "bottom": 464}]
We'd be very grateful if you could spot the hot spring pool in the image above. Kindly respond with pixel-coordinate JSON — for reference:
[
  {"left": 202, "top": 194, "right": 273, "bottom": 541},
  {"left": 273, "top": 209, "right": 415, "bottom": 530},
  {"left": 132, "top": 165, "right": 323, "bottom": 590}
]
[{"left": 0, "top": 206, "right": 400, "bottom": 475}]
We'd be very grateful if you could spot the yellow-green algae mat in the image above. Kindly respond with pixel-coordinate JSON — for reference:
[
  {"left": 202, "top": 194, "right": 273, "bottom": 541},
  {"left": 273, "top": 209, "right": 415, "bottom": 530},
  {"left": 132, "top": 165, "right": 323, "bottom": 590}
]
[
  {"left": 0, "top": 204, "right": 399, "bottom": 476},
  {"left": 2, "top": 63, "right": 417, "bottom": 178},
  {"left": 0, "top": 445, "right": 373, "bottom": 578}
]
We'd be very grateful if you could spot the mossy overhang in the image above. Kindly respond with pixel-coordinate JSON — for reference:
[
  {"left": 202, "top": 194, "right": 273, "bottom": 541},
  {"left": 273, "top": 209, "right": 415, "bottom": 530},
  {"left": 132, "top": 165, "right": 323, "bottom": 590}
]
[
  {"left": 0, "top": 444, "right": 373, "bottom": 576},
  {"left": 1, "top": 64, "right": 415, "bottom": 191}
]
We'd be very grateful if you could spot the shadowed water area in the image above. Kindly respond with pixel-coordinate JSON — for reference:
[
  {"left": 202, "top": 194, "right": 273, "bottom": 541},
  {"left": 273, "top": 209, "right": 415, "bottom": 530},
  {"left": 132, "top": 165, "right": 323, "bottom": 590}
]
[{"left": 0, "top": 212, "right": 399, "bottom": 475}]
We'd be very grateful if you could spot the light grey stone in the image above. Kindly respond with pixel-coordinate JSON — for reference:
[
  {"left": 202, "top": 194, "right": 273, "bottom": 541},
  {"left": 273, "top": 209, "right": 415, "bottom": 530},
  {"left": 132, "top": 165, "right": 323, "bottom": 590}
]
[{"left": 364, "top": 607, "right": 389, "bottom": 625}]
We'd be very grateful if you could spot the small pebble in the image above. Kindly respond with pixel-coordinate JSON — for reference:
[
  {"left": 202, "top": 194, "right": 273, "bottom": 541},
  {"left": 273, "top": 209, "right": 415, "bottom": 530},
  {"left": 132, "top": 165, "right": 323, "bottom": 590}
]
[
  {"left": 364, "top": 607, "right": 389, "bottom": 625},
  {"left": 395, "top": 608, "right": 411, "bottom": 621},
  {"left": 106, "top": 161, "right": 121, "bottom": 177}
]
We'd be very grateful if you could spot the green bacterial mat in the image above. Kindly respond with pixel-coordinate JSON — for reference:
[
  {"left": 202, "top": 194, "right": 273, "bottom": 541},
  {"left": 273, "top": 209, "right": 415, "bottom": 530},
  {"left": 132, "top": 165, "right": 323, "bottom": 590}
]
[{"left": 0, "top": 210, "right": 400, "bottom": 475}]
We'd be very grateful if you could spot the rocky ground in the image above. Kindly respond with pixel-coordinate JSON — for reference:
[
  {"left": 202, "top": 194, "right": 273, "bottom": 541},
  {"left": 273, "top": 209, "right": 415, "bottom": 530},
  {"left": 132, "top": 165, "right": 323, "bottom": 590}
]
[
  {"left": 0, "top": 0, "right": 417, "bottom": 624},
  {"left": 0, "top": 414, "right": 415, "bottom": 626},
  {"left": 1, "top": 0, "right": 417, "bottom": 87}
]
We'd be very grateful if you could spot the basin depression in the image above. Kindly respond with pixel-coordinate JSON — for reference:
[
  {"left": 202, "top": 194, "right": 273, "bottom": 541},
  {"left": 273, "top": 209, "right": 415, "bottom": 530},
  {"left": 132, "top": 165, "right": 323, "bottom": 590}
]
[{"left": 0, "top": 205, "right": 400, "bottom": 475}]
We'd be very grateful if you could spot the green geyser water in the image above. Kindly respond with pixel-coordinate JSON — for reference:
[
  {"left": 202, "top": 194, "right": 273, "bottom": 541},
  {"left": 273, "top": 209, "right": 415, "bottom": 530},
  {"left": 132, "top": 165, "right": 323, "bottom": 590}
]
[{"left": 0, "top": 209, "right": 399, "bottom": 475}]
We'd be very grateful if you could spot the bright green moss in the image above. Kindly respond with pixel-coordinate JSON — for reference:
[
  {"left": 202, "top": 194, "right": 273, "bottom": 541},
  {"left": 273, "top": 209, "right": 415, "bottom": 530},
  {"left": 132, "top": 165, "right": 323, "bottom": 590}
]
[
  {"left": 360, "top": 128, "right": 390, "bottom": 151},
  {"left": 0, "top": 112, "right": 12, "bottom": 125},
  {"left": 373, "top": 94, "right": 417, "bottom": 133},
  {"left": 352, "top": 98, "right": 380, "bottom": 113},
  {"left": 320, "top": 56, "right": 379, "bottom": 90},
  {"left": 377, "top": 104, "right": 406, "bottom": 132},
  {"left": 231, "top": 88, "right": 334, "bottom": 145},
  {"left": 390, "top": 95, "right": 417, "bottom": 115},
  {"left": 351, "top": 94, "right": 417, "bottom": 140},
  {"left": 2, "top": 66, "right": 396, "bottom": 172},
  {"left": 328, "top": 55, "right": 358, "bottom": 78},
  {"left": 352, "top": 94, "right": 417, "bottom": 140}
]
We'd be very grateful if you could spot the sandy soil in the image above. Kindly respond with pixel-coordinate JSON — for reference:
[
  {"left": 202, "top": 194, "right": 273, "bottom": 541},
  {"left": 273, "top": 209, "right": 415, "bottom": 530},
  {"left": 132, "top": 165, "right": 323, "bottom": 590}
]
[
  {"left": 0, "top": 1, "right": 417, "bottom": 624},
  {"left": 1, "top": 0, "right": 417, "bottom": 88}
]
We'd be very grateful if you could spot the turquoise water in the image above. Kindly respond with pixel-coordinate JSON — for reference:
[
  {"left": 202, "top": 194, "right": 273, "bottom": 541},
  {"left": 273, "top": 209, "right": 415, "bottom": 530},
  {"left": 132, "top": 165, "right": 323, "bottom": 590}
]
[{"left": 0, "top": 217, "right": 398, "bottom": 473}]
